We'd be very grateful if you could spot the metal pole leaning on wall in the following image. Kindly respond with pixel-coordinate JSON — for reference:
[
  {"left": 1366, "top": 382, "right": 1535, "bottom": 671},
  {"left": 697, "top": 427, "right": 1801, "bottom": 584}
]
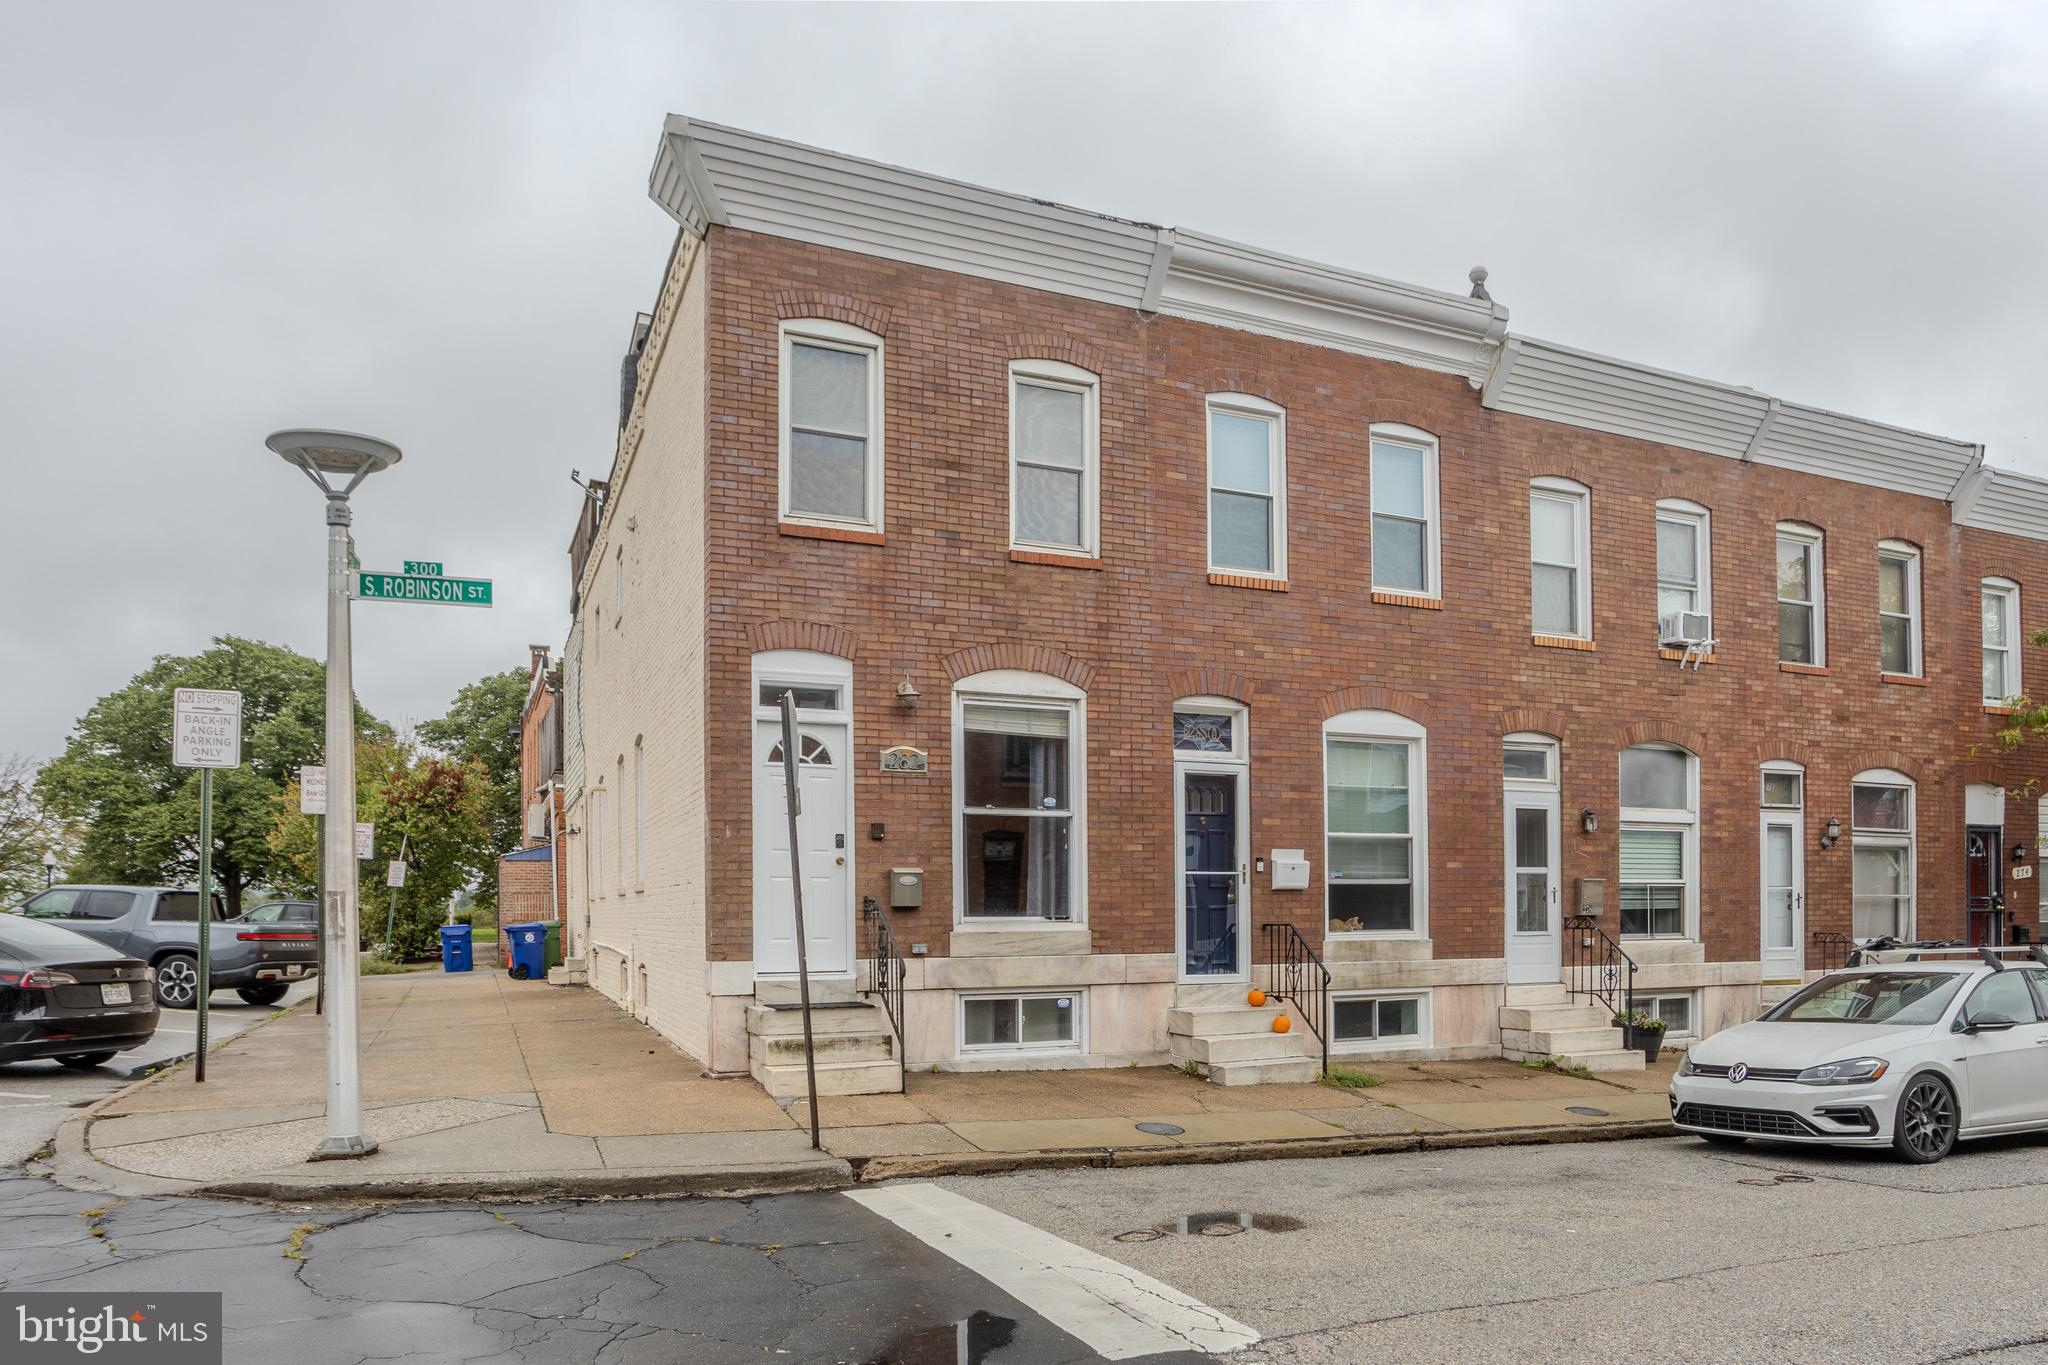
[{"left": 779, "top": 691, "right": 822, "bottom": 1150}]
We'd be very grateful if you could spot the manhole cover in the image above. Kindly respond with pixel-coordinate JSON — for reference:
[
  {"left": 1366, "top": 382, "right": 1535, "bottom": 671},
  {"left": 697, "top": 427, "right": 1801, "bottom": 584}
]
[
  {"left": 1565, "top": 1106, "right": 1610, "bottom": 1117},
  {"left": 1115, "top": 1229, "right": 1167, "bottom": 1243},
  {"left": 1135, "top": 1122, "right": 1185, "bottom": 1136}
]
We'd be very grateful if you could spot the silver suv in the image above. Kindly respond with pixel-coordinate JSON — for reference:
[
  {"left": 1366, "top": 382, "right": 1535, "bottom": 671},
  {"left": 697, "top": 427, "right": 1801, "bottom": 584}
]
[{"left": 9, "top": 885, "right": 318, "bottom": 1008}]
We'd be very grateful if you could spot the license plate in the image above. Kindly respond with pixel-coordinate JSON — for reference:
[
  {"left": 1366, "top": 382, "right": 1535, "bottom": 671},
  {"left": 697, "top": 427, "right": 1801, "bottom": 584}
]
[
  {"left": 283, "top": 965, "right": 304, "bottom": 977},
  {"left": 101, "top": 983, "right": 133, "bottom": 1005}
]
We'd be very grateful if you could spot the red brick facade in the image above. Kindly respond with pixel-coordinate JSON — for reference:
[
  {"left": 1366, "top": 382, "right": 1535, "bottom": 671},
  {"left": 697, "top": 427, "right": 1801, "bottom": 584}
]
[{"left": 691, "top": 226, "right": 2042, "bottom": 971}]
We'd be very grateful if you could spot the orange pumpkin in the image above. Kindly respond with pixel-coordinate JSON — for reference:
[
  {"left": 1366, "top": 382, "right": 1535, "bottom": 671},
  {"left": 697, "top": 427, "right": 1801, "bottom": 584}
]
[
  {"left": 1272, "top": 1014, "right": 1292, "bottom": 1034},
  {"left": 1246, "top": 988, "right": 1267, "bottom": 1008}
]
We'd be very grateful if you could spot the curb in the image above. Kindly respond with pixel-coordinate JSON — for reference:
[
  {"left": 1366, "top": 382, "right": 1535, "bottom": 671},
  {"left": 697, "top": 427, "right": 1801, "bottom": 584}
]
[{"left": 194, "top": 1158, "right": 855, "bottom": 1204}]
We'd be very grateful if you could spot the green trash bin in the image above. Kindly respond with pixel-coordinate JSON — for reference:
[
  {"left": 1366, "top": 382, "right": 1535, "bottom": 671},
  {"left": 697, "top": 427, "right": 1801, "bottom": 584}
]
[{"left": 542, "top": 920, "right": 563, "bottom": 971}]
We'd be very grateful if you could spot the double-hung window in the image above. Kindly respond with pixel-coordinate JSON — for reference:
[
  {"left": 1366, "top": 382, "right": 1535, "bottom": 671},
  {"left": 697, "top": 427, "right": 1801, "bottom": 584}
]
[
  {"left": 1530, "top": 478, "right": 1591, "bottom": 638},
  {"left": 1369, "top": 425, "right": 1438, "bottom": 596},
  {"left": 1010, "top": 360, "right": 1099, "bottom": 557},
  {"left": 1206, "top": 395, "right": 1285, "bottom": 579},
  {"left": 779, "top": 319, "right": 884, "bottom": 532},
  {"left": 1877, "top": 541, "right": 1922, "bottom": 676},
  {"left": 957, "top": 683, "right": 1082, "bottom": 921},
  {"left": 1618, "top": 745, "right": 1695, "bottom": 939},
  {"left": 1324, "top": 711, "right": 1426, "bottom": 935},
  {"left": 1776, "top": 523, "right": 1825, "bottom": 665},
  {"left": 1852, "top": 772, "right": 1915, "bottom": 939},
  {"left": 1654, "top": 500, "right": 1710, "bottom": 627},
  {"left": 1983, "top": 577, "right": 2022, "bottom": 704}
]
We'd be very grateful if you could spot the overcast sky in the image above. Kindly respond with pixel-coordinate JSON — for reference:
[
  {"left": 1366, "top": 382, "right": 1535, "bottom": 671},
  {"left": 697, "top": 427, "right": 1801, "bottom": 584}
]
[{"left": 4, "top": 2, "right": 2045, "bottom": 761}]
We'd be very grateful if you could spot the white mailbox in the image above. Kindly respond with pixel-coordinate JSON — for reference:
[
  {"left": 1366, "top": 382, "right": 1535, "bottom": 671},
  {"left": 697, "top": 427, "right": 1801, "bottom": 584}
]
[{"left": 1270, "top": 849, "right": 1310, "bottom": 891}]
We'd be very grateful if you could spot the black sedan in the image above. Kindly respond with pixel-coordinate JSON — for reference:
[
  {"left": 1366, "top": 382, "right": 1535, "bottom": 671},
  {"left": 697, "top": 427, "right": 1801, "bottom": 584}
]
[{"left": 0, "top": 915, "right": 159, "bottom": 1069}]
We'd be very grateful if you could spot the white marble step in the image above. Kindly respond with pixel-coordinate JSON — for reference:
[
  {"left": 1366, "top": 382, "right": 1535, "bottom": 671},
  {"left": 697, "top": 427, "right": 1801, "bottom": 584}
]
[
  {"left": 754, "top": 1056, "right": 903, "bottom": 1097},
  {"left": 1166, "top": 1005, "right": 1288, "bottom": 1038},
  {"left": 1203, "top": 1056, "right": 1321, "bottom": 1087}
]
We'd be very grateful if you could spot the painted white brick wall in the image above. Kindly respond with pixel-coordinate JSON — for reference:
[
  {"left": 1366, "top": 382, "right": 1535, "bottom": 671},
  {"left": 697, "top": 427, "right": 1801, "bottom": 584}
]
[{"left": 564, "top": 234, "right": 712, "bottom": 1060}]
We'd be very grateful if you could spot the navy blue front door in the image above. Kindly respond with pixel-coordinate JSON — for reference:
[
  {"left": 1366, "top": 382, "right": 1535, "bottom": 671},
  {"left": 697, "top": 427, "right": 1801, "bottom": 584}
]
[{"left": 1184, "top": 773, "right": 1240, "bottom": 976}]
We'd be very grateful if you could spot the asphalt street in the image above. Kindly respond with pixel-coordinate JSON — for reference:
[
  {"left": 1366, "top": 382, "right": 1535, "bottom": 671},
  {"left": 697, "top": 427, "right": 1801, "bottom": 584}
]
[
  {"left": 0, "top": 980, "right": 315, "bottom": 1165},
  {"left": 5, "top": 1130, "right": 2048, "bottom": 1362}
]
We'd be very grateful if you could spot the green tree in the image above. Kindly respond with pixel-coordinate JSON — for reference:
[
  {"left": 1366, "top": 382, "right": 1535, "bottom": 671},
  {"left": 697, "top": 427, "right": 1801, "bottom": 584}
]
[
  {"left": 1, "top": 754, "right": 75, "bottom": 906},
  {"left": 417, "top": 666, "right": 529, "bottom": 861},
  {"left": 36, "top": 636, "right": 387, "bottom": 916}
]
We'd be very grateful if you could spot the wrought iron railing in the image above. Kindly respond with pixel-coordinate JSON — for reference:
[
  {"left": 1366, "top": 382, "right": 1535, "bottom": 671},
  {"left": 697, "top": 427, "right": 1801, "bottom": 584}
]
[
  {"left": 1563, "top": 915, "right": 1637, "bottom": 1020},
  {"left": 861, "top": 897, "right": 907, "bottom": 1059},
  {"left": 1809, "top": 931, "right": 1858, "bottom": 969},
  {"left": 1259, "top": 921, "right": 1330, "bottom": 1076}
]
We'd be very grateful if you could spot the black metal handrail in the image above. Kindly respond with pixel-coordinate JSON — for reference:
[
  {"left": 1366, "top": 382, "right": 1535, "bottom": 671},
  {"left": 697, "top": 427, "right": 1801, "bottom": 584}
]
[
  {"left": 1809, "top": 930, "right": 1857, "bottom": 969},
  {"left": 861, "top": 897, "right": 907, "bottom": 1065},
  {"left": 1259, "top": 922, "right": 1330, "bottom": 1076},
  {"left": 1563, "top": 915, "right": 1637, "bottom": 1021}
]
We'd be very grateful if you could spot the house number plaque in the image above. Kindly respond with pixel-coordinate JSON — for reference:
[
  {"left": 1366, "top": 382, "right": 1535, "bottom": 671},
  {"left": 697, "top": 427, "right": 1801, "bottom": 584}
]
[{"left": 880, "top": 745, "right": 929, "bottom": 775}]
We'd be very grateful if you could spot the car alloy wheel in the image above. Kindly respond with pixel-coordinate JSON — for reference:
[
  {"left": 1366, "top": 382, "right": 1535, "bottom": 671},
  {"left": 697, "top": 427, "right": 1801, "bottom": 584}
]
[
  {"left": 155, "top": 955, "right": 199, "bottom": 1009},
  {"left": 1895, "top": 1075, "right": 1957, "bottom": 1164}
]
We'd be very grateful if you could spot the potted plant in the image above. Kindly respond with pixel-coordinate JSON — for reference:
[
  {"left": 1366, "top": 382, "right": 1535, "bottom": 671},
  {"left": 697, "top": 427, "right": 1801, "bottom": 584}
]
[{"left": 1613, "top": 1010, "right": 1667, "bottom": 1061}]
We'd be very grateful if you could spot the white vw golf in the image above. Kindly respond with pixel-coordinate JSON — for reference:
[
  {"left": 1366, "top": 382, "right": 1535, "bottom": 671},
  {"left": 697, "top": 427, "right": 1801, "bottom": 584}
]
[{"left": 1670, "top": 949, "right": 2048, "bottom": 1163}]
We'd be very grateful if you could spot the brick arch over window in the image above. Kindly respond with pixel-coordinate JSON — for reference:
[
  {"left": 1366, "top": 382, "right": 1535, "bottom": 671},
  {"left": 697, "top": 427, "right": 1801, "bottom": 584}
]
[
  {"left": 1319, "top": 684, "right": 1437, "bottom": 726},
  {"left": 1846, "top": 750, "right": 1917, "bottom": 780},
  {"left": 745, "top": 619, "right": 860, "bottom": 660},
  {"left": 1167, "top": 669, "right": 1257, "bottom": 705},
  {"left": 1754, "top": 743, "right": 1824, "bottom": 771},
  {"left": 772, "top": 291, "right": 892, "bottom": 336},
  {"left": 940, "top": 643, "right": 1094, "bottom": 691},
  {"left": 1527, "top": 463, "right": 1604, "bottom": 490},
  {"left": 1500, "top": 706, "right": 1571, "bottom": 740},
  {"left": 1005, "top": 334, "right": 1108, "bottom": 375},
  {"left": 1199, "top": 371, "right": 1284, "bottom": 404},
  {"left": 1615, "top": 718, "right": 1709, "bottom": 756}
]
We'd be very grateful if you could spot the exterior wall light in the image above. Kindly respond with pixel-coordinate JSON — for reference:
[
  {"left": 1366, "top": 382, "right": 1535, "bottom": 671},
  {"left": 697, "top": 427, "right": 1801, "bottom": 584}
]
[
  {"left": 1579, "top": 808, "right": 1598, "bottom": 834},
  {"left": 2014, "top": 842, "right": 2029, "bottom": 863},
  {"left": 1821, "top": 817, "right": 1843, "bottom": 850},
  {"left": 895, "top": 677, "right": 922, "bottom": 710}
]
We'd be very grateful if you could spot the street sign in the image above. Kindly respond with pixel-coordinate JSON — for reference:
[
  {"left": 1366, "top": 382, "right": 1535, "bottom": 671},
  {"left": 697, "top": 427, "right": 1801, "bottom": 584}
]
[
  {"left": 172, "top": 689, "right": 243, "bottom": 769},
  {"left": 355, "top": 570, "right": 492, "bottom": 607},
  {"left": 355, "top": 823, "right": 375, "bottom": 860},
  {"left": 300, "top": 765, "right": 327, "bottom": 815},
  {"left": 386, "top": 860, "right": 407, "bottom": 889},
  {"left": 402, "top": 560, "right": 443, "bottom": 576}
]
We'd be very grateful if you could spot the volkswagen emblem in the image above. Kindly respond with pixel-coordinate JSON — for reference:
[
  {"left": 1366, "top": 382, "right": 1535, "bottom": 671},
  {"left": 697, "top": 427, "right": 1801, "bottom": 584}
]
[{"left": 1728, "top": 1063, "right": 1749, "bottom": 1084}]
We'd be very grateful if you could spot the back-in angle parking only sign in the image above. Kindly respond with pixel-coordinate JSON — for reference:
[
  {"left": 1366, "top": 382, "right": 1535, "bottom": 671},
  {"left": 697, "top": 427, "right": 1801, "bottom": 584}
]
[{"left": 172, "top": 689, "right": 242, "bottom": 769}]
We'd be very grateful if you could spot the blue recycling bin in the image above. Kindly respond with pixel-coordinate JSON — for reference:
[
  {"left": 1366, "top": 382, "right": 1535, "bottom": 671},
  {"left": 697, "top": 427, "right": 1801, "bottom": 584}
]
[
  {"left": 505, "top": 922, "right": 548, "bottom": 980},
  {"left": 439, "top": 924, "right": 474, "bottom": 973}
]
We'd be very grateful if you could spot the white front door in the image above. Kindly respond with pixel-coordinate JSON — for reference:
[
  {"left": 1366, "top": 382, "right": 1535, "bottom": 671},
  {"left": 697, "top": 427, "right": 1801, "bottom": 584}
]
[
  {"left": 753, "top": 718, "right": 852, "bottom": 975},
  {"left": 1505, "top": 791, "right": 1561, "bottom": 983},
  {"left": 1760, "top": 811, "right": 1804, "bottom": 980}
]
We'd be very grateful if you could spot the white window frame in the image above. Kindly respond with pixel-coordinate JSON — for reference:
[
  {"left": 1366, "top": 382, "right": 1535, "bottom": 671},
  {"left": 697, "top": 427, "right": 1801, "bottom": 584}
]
[
  {"left": 1654, "top": 498, "right": 1711, "bottom": 629},
  {"left": 1323, "top": 709, "right": 1427, "bottom": 940},
  {"left": 952, "top": 670, "right": 1087, "bottom": 929},
  {"left": 1205, "top": 393, "right": 1287, "bottom": 580},
  {"left": 1008, "top": 359, "right": 1100, "bottom": 558},
  {"left": 1369, "top": 423, "right": 1440, "bottom": 598},
  {"left": 956, "top": 989, "right": 1086, "bottom": 1057},
  {"left": 1776, "top": 522, "right": 1826, "bottom": 666},
  {"left": 1760, "top": 762, "right": 1804, "bottom": 810},
  {"left": 1877, "top": 540, "right": 1922, "bottom": 677},
  {"left": 1330, "top": 990, "right": 1432, "bottom": 1053},
  {"left": 1632, "top": 991, "right": 1698, "bottom": 1039},
  {"left": 1851, "top": 769, "right": 1916, "bottom": 941},
  {"left": 1983, "top": 577, "right": 2022, "bottom": 704},
  {"left": 632, "top": 738, "right": 646, "bottom": 890},
  {"left": 1503, "top": 732, "right": 1559, "bottom": 788},
  {"left": 1530, "top": 476, "right": 1592, "bottom": 639},
  {"left": 614, "top": 755, "right": 626, "bottom": 896},
  {"left": 778, "top": 318, "right": 885, "bottom": 533},
  {"left": 1618, "top": 744, "right": 1697, "bottom": 941}
]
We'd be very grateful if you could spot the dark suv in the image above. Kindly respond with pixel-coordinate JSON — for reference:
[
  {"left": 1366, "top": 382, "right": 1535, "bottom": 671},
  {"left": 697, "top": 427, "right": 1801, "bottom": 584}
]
[{"left": 9, "top": 886, "right": 319, "bottom": 1008}]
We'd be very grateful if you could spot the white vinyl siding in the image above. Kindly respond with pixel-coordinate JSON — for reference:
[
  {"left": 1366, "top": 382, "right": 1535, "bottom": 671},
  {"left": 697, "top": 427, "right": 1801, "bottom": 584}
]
[
  {"left": 1207, "top": 395, "right": 1285, "bottom": 578},
  {"left": 779, "top": 319, "right": 884, "bottom": 531},
  {"left": 1369, "top": 425, "right": 1439, "bottom": 596},
  {"left": 1530, "top": 477, "right": 1591, "bottom": 638},
  {"left": 1010, "top": 360, "right": 1099, "bottom": 556},
  {"left": 1877, "top": 541, "right": 1921, "bottom": 676}
]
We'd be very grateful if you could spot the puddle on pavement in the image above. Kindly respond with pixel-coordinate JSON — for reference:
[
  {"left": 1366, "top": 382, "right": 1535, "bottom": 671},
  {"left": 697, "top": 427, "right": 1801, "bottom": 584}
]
[
  {"left": 1116, "top": 1211, "right": 1307, "bottom": 1241},
  {"left": 865, "top": 1310, "right": 1017, "bottom": 1364}
]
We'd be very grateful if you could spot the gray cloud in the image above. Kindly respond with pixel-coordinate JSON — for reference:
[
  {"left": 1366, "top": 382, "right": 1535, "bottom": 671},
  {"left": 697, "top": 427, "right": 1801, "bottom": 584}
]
[{"left": 3, "top": 1, "right": 2043, "bottom": 759}]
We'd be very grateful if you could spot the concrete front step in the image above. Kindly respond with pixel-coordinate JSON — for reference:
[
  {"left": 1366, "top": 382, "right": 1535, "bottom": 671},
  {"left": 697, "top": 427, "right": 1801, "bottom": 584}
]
[
  {"left": 756, "top": 976, "right": 863, "bottom": 1007},
  {"left": 1166, "top": 1005, "right": 1288, "bottom": 1038},
  {"left": 1501, "top": 1026, "right": 1629, "bottom": 1055},
  {"left": 1499, "top": 1003, "right": 1614, "bottom": 1031},
  {"left": 1503, "top": 983, "right": 1571, "bottom": 1007},
  {"left": 753, "top": 1056, "right": 904, "bottom": 1097},
  {"left": 746, "top": 1002, "right": 892, "bottom": 1038},
  {"left": 1172, "top": 1031, "right": 1314, "bottom": 1065},
  {"left": 749, "top": 1031, "right": 895, "bottom": 1067},
  {"left": 1505, "top": 1045, "right": 1646, "bottom": 1073},
  {"left": 1202, "top": 1055, "right": 1322, "bottom": 1086}
]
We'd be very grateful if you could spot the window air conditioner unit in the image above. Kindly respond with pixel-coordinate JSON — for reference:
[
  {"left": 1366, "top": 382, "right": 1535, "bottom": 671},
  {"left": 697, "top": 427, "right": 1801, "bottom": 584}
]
[{"left": 1659, "top": 611, "right": 1713, "bottom": 649}]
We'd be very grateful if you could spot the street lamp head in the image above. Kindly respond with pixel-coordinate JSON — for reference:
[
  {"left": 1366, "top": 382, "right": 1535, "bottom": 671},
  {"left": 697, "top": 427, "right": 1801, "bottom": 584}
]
[
  {"left": 41, "top": 851, "right": 57, "bottom": 869},
  {"left": 267, "top": 429, "right": 403, "bottom": 496}
]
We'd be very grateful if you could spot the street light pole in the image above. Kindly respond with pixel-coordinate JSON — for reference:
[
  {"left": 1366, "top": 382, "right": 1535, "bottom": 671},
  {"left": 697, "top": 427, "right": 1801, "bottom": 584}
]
[
  {"left": 267, "top": 429, "right": 401, "bottom": 1162},
  {"left": 42, "top": 851, "right": 56, "bottom": 889}
]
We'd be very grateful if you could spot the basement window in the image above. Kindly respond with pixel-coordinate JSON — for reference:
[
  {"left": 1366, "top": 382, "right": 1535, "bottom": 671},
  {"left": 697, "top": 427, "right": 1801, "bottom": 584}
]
[
  {"left": 1331, "top": 992, "right": 1429, "bottom": 1049},
  {"left": 958, "top": 991, "right": 1083, "bottom": 1055}
]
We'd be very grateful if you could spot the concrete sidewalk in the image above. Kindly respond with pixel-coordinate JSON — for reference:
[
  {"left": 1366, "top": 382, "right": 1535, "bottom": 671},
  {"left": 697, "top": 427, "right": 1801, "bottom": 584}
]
[{"left": 49, "top": 970, "right": 1677, "bottom": 1202}]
